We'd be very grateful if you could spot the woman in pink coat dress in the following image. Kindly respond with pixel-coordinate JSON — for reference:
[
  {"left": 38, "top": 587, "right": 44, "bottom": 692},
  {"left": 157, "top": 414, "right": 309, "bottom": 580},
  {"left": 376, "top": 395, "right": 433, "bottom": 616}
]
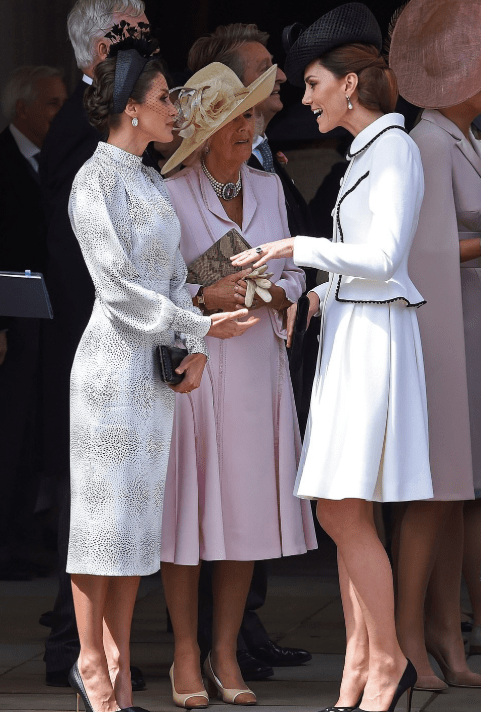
[
  {"left": 158, "top": 62, "right": 317, "bottom": 709},
  {"left": 390, "top": 0, "right": 481, "bottom": 692}
]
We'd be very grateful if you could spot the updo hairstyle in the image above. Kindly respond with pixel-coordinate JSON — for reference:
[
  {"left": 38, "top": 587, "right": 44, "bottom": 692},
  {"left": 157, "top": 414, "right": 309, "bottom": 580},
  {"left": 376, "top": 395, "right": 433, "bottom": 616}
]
[
  {"left": 318, "top": 43, "right": 398, "bottom": 114},
  {"left": 85, "top": 56, "right": 166, "bottom": 135}
]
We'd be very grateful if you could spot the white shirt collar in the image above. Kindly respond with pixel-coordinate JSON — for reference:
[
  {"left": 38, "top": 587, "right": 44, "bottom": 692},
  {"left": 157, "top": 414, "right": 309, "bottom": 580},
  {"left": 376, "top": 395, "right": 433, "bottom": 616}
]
[
  {"left": 252, "top": 134, "right": 266, "bottom": 151},
  {"left": 82, "top": 74, "right": 93, "bottom": 85},
  {"left": 9, "top": 124, "right": 40, "bottom": 171}
]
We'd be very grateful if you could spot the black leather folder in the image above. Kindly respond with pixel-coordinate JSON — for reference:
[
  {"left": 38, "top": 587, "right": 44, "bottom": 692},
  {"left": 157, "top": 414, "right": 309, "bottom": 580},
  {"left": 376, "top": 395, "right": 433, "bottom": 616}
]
[{"left": 0, "top": 271, "right": 53, "bottom": 318}]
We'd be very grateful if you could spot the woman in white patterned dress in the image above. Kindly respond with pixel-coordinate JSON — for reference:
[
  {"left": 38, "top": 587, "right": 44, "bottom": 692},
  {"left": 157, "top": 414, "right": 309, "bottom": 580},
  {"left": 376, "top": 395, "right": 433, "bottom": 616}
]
[{"left": 66, "top": 38, "right": 256, "bottom": 712}]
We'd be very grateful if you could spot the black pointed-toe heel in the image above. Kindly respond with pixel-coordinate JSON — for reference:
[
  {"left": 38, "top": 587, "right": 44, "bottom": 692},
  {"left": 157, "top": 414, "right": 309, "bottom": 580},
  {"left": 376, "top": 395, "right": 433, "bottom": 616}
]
[
  {"left": 320, "top": 697, "right": 363, "bottom": 712},
  {"left": 354, "top": 660, "right": 416, "bottom": 712},
  {"left": 68, "top": 661, "right": 96, "bottom": 712}
]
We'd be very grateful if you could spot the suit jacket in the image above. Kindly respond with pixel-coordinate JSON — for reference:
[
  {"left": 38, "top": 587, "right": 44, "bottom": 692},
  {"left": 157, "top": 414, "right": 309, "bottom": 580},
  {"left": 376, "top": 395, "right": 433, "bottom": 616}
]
[
  {"left": 0, "top": 126, "right": 46, "bottom": 329},
  {"left": 248, "top": 151, "right": 314, "bottom": 238},
  {"left": 39, "top": 80, "right": 100, "bottom": 481},
  {"left": 39, "top": 80, "right": 99, "bottom": 342}
]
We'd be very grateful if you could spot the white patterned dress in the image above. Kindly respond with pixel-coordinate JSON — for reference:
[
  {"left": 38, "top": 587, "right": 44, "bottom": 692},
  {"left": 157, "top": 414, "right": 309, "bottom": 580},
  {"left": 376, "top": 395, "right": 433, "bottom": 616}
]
[{"left": 67, "top": 142, "right": 210, "bottom": 576}]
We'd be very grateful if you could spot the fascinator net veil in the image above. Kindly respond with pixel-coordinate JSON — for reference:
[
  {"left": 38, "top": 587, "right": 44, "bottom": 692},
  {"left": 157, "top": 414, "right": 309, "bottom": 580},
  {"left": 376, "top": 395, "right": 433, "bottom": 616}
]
[{"left": 105, "top": 21, "right": 171, "bottom": 119}]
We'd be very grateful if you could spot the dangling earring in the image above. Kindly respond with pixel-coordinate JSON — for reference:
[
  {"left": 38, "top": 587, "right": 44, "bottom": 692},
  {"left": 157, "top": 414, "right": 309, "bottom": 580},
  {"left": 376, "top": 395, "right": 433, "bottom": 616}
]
[
  {"left": 132, "top": 117, "right": 139, "bottom": 127},
  {"left": 346, "top": 95, "right": 353, "bottom": 110}
]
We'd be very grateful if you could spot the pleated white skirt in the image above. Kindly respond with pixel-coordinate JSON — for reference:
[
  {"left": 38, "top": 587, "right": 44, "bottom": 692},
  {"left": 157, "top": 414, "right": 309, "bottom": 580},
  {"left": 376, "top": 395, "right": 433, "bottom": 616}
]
[{"left": 295, "top": 288, "right": 433, "bottom": 502}]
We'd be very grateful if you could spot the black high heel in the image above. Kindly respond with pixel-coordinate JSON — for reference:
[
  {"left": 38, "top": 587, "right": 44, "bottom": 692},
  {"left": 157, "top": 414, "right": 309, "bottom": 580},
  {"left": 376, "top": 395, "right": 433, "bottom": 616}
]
[
  {"left": 320, "top": 696, "right": 363, "bottom": 712},
  {"left": 68, "top": 660, "right": 150, "bottom": 712},
  {"left": 68, "top": 661, "right": 97, "bottom": 712},
  {"left": 354, "top": 660, "right": 416, "bottom": 712}
]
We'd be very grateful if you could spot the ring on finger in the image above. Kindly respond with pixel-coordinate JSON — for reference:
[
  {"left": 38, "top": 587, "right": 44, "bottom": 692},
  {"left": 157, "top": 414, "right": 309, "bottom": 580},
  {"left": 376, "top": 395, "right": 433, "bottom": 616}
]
[{"left": 255, "top": 246, "right": 263, "bottom": 254}]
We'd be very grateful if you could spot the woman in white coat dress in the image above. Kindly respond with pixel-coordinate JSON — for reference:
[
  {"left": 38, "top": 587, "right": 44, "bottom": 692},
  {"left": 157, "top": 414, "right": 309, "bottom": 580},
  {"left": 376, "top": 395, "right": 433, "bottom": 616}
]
[
  {"left": 66, "top": 38, "right": 256, "bottom": 712},
  {"left": 233, "top": 5, "right": 433, "bottom": 712}
]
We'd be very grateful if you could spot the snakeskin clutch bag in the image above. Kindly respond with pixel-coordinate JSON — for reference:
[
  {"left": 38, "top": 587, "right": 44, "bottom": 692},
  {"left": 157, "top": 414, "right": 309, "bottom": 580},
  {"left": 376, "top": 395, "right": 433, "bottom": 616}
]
[{"left": 186, "top": 229, "right": 251, "bottom": 286}]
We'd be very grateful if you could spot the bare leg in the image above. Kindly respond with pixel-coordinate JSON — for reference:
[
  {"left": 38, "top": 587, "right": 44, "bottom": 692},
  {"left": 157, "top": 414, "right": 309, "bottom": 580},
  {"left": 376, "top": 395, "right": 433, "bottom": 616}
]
[
  {"left": 335, "top": 552, "right": 369, "bottom": 707},
  {"left": 463, "top": 500, "right": 481, "bottom": 628},
  {"left": 425, "top": 502, "right": 481, "bottom": 683},
  {"left": 395, "top": 501, "right": 452, "bottom": 681},
  {"left": 71, "top": 574, "right": 118, "bottom": 712},
  {"left": 102, "top": 576, "right": 141, "bottom": 708},
  {"left": 161, "top": 562, "right": 206, "bottom": 705},
  {"left": 317, "top": 499, "right": 406, "bottom": 712},
  {"left": 211, "top": 560, "right": 255, "bottom": 705}
]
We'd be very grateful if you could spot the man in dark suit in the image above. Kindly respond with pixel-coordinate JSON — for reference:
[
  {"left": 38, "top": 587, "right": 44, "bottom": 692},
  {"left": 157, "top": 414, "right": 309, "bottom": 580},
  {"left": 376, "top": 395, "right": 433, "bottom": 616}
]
[
  {"left": 39, "top": 0, "right": 148, "bottom": 688},
  {"left": 0, "top": 65, "right": 67, "bottom": 580},
  {"left": 187, "top": 24, "right": 314, "bottom": 679}
]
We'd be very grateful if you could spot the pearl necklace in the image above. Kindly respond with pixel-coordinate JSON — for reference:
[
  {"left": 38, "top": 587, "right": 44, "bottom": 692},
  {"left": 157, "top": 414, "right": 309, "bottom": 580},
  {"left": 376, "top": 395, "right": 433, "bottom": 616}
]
[{"left": 201, "top": 160, "right": 242, "bottom": 201}]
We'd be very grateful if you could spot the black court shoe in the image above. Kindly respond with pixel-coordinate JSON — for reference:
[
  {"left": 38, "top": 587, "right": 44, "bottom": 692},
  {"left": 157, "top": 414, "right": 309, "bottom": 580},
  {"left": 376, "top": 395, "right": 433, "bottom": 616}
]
[
  {"left": 354, "top": 659, "right": 416, "bottom": 712},
  {"left": 319, "top": 695, "right": 362, "bottom": 712},
  {"left": 68, "top": 660, "right": 151, "bottom": 712}
]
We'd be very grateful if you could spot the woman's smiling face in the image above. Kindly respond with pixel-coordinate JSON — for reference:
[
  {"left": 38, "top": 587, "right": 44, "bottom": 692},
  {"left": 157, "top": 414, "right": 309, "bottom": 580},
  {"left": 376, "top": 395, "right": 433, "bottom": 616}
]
[{"left": 302, "top": 59, "right": 354, "bottom": 134}]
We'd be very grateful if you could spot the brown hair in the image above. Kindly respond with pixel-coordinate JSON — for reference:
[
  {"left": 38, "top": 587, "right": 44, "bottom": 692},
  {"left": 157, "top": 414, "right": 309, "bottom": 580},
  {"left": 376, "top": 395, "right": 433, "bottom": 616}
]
[
  {"left": 84, "top": 56, "right": 166, "bottom": 135},
  {"left": 188, "top": 23, "right": 269, "bottom": 82},
  {"left": 319, "top": 43, "right": 398, "bottom": 114}
]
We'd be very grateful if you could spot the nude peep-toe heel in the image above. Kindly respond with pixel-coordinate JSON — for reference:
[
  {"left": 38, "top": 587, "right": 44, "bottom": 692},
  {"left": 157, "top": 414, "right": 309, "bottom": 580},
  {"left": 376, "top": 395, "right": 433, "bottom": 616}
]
[
  {"left": 203, "top": 652, "right": 256, "bottom": 705},
  {"left": 170, "top": 664, "right": 209, "bottom": 709}
]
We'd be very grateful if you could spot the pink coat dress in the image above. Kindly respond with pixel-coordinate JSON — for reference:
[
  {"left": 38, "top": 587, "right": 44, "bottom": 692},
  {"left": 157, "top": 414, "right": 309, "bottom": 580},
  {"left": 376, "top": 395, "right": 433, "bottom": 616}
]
[
  {"left": 410, "top": 110, "right": 476, "bottom": 500},
  {"left": 160, "top": 163, "right": 317, "bottom": 564}
]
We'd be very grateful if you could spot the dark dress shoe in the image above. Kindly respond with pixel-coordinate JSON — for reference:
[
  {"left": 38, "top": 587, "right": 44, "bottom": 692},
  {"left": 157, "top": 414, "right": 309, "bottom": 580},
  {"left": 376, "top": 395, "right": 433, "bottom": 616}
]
[
  {"left": 130, "top": 665, "right": 146, "bottom": 691},
  {"left": 248, "top": 639, "right": 312, "bottom": 667},
  {"left": 47, "top": 665, "right": 146, "bottom": 690},
  {"left": 237, "top": 650, "right": 274, "bottom": 681}
]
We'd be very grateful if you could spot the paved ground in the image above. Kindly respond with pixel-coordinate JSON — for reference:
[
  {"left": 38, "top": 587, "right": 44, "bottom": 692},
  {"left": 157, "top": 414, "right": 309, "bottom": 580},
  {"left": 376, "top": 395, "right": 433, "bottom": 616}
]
[{"left": 1, "top": 539, "right": 480, "bottom": 712}]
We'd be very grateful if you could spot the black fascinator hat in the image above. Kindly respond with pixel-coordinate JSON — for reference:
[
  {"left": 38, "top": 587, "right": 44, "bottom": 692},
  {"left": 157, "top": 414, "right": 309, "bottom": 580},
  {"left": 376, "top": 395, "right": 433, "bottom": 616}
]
[
  {"left": 284, "top": 3, "right": 382, "bottom": 87},
  {"left": 105, "top": 20, "right": 159, "bottom": 113}
]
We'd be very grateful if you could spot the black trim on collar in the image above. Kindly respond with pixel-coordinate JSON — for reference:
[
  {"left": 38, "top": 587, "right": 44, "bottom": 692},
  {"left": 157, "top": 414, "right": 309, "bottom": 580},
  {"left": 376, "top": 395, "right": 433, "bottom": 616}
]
[
  {"left": 334, "top": 170, "right": 426, "bottom": 308},
  {"left": 347, "top": 125, "right": 405, "bottom": 160}
]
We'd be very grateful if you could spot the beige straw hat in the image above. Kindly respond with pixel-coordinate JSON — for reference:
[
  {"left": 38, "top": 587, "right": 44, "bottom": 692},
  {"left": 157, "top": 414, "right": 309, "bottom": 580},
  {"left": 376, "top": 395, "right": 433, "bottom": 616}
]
[
  {"left": 389, "top": 0, "right": 481, "bottom": 109},
  {"left": 161, "top": 62, "right": 277, "bottom": 175}
]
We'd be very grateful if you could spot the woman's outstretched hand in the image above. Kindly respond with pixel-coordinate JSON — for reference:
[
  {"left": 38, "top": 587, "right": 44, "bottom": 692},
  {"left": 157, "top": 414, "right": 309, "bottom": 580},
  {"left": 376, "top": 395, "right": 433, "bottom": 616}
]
[
  {"left": 208, "top": 309, "right": 259, "bottom": 339},
  {"left": 170, "top": 353, "right": 207, "bottom": 394},
  {"left": 230, "top": 238, "right": 295, "bottom": 269}
]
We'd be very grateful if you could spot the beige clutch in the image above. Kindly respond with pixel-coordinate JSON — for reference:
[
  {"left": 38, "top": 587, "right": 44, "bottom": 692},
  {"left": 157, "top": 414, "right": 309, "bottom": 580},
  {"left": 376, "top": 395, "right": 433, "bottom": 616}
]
[{"left": 186, "top": 229, "right": 251, "bottom": 286}]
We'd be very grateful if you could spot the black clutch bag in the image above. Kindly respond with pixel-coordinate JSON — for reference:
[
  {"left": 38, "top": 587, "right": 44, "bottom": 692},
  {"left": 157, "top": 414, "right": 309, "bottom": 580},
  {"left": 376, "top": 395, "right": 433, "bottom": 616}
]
[
  {"left": 288, "top": 294, "right": 310, "bottom": 371},
  {"left": 158, "top": 345, "right": 188, "bottom": 385}
]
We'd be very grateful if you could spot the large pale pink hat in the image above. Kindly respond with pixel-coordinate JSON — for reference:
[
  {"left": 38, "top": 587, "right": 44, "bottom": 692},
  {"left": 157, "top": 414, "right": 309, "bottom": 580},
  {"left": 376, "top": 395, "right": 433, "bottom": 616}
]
[{"left": 389, "top": 0, "right": 481, "bottom": 109}]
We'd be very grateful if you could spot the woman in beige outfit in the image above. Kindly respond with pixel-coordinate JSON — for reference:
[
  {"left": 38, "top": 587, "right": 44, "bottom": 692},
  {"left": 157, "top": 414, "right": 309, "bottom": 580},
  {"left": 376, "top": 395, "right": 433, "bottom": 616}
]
[{"left": 390, "top": 0, "right": 481, "bottom": 691}]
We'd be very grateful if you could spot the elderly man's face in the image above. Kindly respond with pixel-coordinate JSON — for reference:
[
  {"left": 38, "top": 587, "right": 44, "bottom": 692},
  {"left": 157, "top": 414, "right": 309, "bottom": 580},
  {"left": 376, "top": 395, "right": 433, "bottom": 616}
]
[
  {"left": 235, "top": 41, "right": 286, "bottom": 128},
  {"left": 16, "top": 75, "right": 68, "bottom": 147}
]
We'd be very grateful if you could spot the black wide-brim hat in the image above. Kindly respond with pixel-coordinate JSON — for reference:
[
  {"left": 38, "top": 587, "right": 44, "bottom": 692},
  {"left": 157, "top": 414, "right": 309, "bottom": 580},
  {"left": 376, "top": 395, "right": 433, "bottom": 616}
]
[{"left": 284, "top": 2, "right": 382, "bottom": 87}]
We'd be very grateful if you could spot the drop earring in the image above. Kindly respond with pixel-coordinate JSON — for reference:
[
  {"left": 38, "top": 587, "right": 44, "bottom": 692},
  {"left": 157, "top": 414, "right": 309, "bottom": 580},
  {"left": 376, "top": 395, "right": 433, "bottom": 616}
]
[
  {"left": 346, "top": 95, "right": 353, "bottom": 110},
  {"left": 132, "top": 117, "right": 139, "bottom": 127}
]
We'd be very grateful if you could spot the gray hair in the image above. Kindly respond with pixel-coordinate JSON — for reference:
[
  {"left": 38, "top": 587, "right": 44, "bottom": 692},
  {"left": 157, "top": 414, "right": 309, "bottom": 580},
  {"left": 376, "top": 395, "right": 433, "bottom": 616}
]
[
  {"left": 67, "top": 0, "right": 146, "bottom": 70},
  {"left": 1, "top": 65, "right": 63, "bottom": 123},
  {"left": 188, "top": 24, "right": 270, "bottom": 83}
]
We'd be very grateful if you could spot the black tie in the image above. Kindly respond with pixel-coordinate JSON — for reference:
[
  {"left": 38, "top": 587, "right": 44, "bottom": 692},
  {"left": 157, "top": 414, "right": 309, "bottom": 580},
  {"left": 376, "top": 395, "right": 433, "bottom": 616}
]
[{"left": 257, "top": 139, "right": 275, "bottom": 173}]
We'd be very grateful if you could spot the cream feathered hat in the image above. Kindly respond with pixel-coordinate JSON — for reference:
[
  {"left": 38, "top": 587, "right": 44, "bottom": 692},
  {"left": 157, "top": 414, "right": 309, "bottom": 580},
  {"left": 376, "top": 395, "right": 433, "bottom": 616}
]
[{"left": 161, "top": 62, "right": 277, "bottom": 175}]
